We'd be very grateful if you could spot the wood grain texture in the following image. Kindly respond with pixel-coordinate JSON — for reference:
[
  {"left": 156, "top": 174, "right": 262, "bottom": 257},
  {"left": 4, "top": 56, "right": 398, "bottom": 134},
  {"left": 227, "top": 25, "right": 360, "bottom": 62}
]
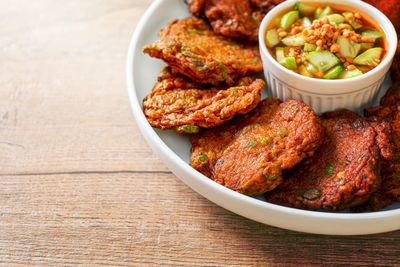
[
  {"left": 0, "top": 0, "right": 165, "bottom": 174},
  {"left": 0, "top": 0, "right": 399, "bottom": 266},
  {"left": 1, "top": 173, "right": 399, "bottom": 266}
]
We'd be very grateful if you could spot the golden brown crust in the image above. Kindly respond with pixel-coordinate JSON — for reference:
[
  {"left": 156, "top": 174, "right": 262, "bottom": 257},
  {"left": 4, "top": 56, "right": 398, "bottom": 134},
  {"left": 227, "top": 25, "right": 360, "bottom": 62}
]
[
  {"left": 187, "top": 0, "right": 205, "bottom": 17},
  {"left": 188, "top": 0, "right": 283, "bottom": 41},
  {"left": 143, "top": 17, "right": 262, "bottom": 85},
  {"left": 355, "top": 84, "right": 400, "bottom": 211},
  {"left": 191, "top": 99, "right": 324, "bottom": 196},
  {"left": 142, "top": 68, "right": 264, "bottom": 132},
  {"left": 265, "top": 110, "right": 393, "bottom": 211}
]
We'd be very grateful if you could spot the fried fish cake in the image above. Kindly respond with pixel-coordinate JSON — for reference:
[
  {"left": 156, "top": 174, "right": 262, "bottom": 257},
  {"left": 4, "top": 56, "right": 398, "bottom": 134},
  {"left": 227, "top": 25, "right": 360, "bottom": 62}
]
[
  {"left": 142, "top": 68, "right": 263, "bottom": 132},
  {"left": 143, "top": 17, "right": 262, "bottom": 85},
  {"left": 353, "top": 170, "right": 400, "bottom": 211},
  {"left": 190, "top": 104, "right": 261, "bottom": 177},
  {"left": 187, "top": 0, "right": 283, "bottom": 41},
  {"left": 191, "top": 123, "right": 240, "bottom": 178},
  {"left": 191, "top": 98, "right": 324, "bottom": 196},
  {"left": 187, "top": 0, "right": 205, "bottom": 16},
  {"left": 357, "top": 84, "right": 400, "bottom": 211},
  {"left": 265, "top": 110, "right": 392, "bottom": 211}
]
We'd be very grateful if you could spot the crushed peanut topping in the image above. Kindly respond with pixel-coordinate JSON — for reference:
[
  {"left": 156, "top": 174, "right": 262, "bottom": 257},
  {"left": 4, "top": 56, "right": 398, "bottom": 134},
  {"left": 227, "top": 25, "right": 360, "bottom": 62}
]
[
  {"left": 347, "top": 64, "right": 356, "bottom": 71},
  {"left": 330, "top": 43, "right": 340, "bottom": 53},
  {"left": 265, "top": 3, "right": 385, "bottom": 79},
  {"left": 304, "top": 19, "right": 340, "bottom": 51}
]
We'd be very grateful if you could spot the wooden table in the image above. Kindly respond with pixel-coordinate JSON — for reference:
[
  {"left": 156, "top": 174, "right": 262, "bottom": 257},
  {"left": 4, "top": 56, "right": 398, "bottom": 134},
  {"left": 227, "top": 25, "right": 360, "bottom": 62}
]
[{"left": 0, "top": 0, "right": 399, "bottom": 265}]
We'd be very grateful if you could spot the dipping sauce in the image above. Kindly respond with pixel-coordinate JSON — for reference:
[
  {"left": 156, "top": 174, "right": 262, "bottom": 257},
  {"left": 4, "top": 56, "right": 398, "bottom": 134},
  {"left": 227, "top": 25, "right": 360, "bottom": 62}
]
[{"left": 265, "top": 1, "right": 387, "bottom": 79}]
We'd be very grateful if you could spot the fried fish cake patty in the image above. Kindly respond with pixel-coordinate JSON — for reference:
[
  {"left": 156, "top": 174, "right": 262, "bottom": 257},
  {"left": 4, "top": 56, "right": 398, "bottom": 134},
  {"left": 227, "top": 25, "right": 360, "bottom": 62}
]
[
  {"left": 265, "top": 110, "right": 392, "bottom": 211},
  {"left": 142, "top": 68, "right": 263, "bottom": 132},
  {"left": 191, "top": 99, "right": 324, "bottom": 196},
  {"left": 357, "top": 84, "right": 400, "bottom": 211},
  {"left": 143, "top": 17, "right": 262, "bottom": 85},
  {"left": 187, "top": 0, "right": 283, "bottom": 41}
]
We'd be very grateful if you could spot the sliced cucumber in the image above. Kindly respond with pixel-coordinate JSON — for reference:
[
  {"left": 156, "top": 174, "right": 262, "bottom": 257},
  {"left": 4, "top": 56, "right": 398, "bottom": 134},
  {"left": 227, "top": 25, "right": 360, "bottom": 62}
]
[
  {"left": 305, "top": 63, "right": 318, "bottom": 74},
  {"left": 304, "top": 43, "right": 317, "bottom": 52},
  {"left": 306, "top": 50, "right": 340, "bottom": 72},
  {"left": 280, "top": 11, "right": 300, "bottom": 31},
  {"left": 343, "top": 12, "right": 362, "bottom": 30},
  {"left": 318, "top": 6, "right": 333, "bottom": 18},
  {"left": 339, "top": 68, "right": 363, "bottom": 79},
  {"left": 327, "top": 14, "right": 345, "bottom": 24},
  {"left": 353, "top": 47, "right": 383, "bottom": 66},
  {"left": 295, "top": 2, "right": 316, "bottom": 17},
  {"left": 302, "top": 17, "right": 312, "bottom": 28},
  {"left": 350, "top": 21, "right": 362, "bottom": 30},
  {"left": 282, "top": 35, "right": 306, "bottom": 46},
  {"left": 337, "top": 36, "right": 361, "bottom": 58},
  {"left": 360, "top": 29, "right": 382, "bottom": 41},
  {"left": 276, "top": 47, "right": 286, "bottom": 65},
  {"left": 306, "top": 63, "right": 324, "bottom": 78},
  {"left": 323, "top": 65, "right": 345, "bottom": 79},
  {"left": 360, "top": 42, "right": 374, "bottom": 52},
  {"left": 285, "top": 57, "right": 297, "bottom": 69},
  {"left": 266, "top": 29, "right": 280, "bottom": 48},
  {"left": 299, "top": 64, "right": 313, "bottom": 77},
  {"left": 314, "top": 7, "right": 323, "bottom": 19},
  {"left": 276, "top": 49, "right": 297, "bottom": 70}
]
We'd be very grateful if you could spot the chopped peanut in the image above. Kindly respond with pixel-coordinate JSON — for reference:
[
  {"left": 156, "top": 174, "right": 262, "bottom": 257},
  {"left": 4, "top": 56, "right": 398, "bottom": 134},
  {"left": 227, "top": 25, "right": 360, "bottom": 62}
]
[
  {"left": 330, "top": 44, "right": 340, "bottom": 53},
  {"left": 361, "top": 36, "right": 375, "bottom": 43},
  {"left": 278, "top": 31, "right": 288, "bottom": 37},
  {"left": 347, "top": 64, "right": 356, "bottom": 71},
  {"left": 344, "top": 12, "right": 354, "bottom": 21}
]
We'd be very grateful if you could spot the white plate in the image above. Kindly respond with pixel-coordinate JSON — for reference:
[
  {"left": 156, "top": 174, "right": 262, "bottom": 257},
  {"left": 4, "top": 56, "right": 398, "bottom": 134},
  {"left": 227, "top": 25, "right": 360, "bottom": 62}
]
[{"left": 126, "top": 0, "right": 400, "bottom": 235}]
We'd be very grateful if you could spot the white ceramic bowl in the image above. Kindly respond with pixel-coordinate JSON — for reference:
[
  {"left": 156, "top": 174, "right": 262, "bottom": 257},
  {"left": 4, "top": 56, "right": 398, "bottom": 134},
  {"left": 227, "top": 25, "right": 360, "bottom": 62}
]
[
  {"left": 259, "top": 0, "right": 398, "bottom": 114},
  {"left": 127, "top": 0, "right": 400, "bottom": 235}
]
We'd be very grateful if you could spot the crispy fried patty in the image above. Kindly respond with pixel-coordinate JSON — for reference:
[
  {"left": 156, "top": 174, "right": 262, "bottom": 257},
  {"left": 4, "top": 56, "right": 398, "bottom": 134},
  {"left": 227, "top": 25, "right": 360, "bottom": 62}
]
[
  {"left": 142, "top": 68, "right": 263, "bottom": 132},
  {"left": 265, "top": 110, "right": 392, "bottom": 211},
  {"left": 143, "top": 17, "right": 262, "bottom": 85},
  {"left": 191, "top": 98, "right": 323, "bottom": 196},
  {"left": 356, "top": 84, "right": 400, "bottom": 211},
  {"left": 187, "top": 0, "right": 283, "bottom": 41}
]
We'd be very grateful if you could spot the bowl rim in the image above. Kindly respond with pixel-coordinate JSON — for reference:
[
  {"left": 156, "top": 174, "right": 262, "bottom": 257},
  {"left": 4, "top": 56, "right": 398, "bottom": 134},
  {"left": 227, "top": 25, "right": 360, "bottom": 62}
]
[
  {"left": 126, "top": 0, "right": 400, "bottom": 235},
  {"left": 259, "top": 0, "right": 398, "bottom": 91}
]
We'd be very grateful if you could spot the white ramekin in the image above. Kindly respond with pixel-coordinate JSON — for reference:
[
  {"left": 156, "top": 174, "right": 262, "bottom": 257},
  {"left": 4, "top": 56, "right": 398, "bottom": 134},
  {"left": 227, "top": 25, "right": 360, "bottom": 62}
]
[{"left": 259, "top": 0, "right": 398, "bottom": 114}]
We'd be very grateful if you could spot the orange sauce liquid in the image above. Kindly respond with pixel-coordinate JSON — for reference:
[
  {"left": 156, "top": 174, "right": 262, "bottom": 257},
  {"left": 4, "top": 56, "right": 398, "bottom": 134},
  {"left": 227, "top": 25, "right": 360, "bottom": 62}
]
[{"left": 267, "top": 2, "right": 388, "bottom": 74}]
